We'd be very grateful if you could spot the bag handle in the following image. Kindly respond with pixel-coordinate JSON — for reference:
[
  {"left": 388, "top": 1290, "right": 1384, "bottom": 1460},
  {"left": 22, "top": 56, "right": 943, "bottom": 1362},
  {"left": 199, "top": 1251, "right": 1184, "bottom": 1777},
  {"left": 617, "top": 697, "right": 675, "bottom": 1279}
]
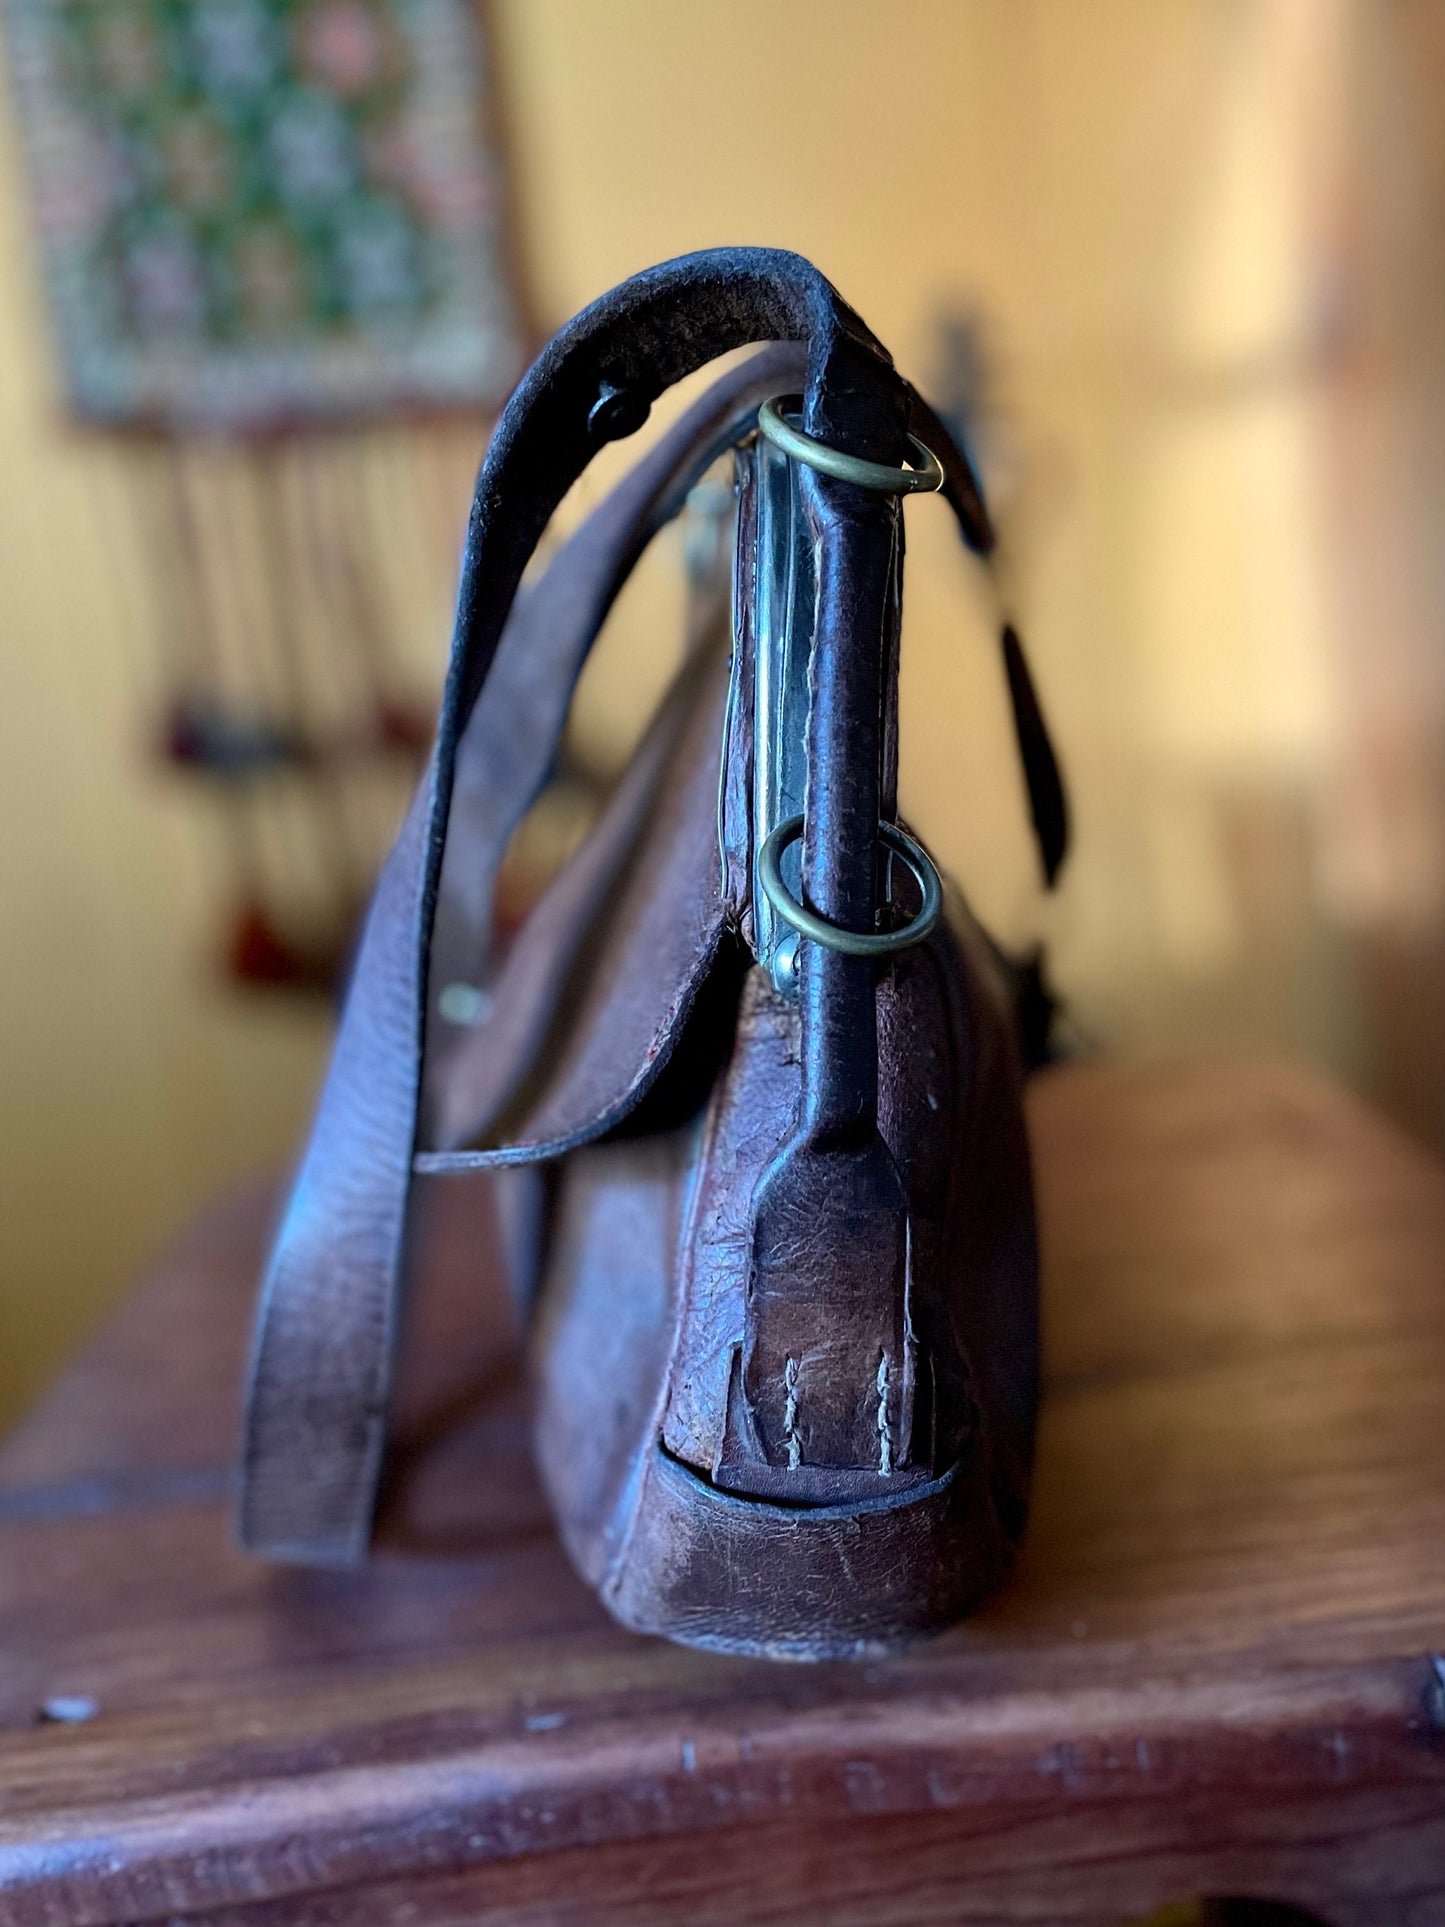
[{"left": 240, "top": 249, "right": 1066, "bottom": 1563}]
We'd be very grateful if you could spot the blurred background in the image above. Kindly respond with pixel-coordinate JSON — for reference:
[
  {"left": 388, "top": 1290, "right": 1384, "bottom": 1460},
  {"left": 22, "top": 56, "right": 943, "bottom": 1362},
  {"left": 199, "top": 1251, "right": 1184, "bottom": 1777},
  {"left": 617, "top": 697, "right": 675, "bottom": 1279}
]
[{"left": 2, "top": 0, "right": 1443, "bottom": 1426}]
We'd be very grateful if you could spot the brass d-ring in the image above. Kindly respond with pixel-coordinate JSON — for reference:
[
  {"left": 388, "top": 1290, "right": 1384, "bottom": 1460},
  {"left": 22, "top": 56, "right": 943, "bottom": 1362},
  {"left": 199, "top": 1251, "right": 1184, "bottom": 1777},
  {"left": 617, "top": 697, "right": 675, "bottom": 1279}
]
[
  {"left": 757, "top": 815, "right": 942, "bottom": 957},
  {"left": 757, "top": 395, "right": 944, "bottom": 495}
]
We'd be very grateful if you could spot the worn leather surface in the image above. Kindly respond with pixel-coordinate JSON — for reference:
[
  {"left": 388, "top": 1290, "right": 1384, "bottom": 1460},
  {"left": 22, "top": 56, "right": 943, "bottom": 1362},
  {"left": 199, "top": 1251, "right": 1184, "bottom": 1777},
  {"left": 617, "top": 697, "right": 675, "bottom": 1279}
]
[
  {"left": 534, "top": 894, "right": 1037, "bottom": 1656},
  {"left": 241, "top": 249, "right": 1061, "bottom": 1656}
]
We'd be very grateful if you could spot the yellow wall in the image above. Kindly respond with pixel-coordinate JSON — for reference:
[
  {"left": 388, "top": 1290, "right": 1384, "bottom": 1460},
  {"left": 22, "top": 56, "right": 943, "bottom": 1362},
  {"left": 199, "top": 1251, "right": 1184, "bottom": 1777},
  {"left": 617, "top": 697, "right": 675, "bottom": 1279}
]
[
  {"left": 2, "top": 0, "right": 1440, "bottom": 1418},
  {"left": 493, "top": 0, "right": 1384, "bottom": 1051}
]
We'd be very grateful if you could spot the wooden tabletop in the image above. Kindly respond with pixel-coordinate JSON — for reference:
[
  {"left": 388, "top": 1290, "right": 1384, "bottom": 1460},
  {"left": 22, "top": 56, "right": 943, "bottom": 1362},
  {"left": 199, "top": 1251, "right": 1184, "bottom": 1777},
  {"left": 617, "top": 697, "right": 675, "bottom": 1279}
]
[{"left": 1, "top": 1058, "right": 1442, "bottom": 1927}]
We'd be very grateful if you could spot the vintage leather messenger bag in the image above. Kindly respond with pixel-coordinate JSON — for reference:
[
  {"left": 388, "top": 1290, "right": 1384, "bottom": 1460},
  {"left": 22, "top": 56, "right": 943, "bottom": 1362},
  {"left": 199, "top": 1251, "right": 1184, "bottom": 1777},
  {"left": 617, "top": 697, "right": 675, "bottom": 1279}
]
[{"left": 240, "top": 247, "right": 1068, "bottom": 1660}]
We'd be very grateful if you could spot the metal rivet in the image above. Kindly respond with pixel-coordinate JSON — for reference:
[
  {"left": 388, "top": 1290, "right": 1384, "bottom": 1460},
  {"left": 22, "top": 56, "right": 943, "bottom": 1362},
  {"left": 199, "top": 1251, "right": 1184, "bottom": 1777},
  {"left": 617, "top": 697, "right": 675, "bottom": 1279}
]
[{"left": 588, "top": 381, "right": 650, "bottom": 443}]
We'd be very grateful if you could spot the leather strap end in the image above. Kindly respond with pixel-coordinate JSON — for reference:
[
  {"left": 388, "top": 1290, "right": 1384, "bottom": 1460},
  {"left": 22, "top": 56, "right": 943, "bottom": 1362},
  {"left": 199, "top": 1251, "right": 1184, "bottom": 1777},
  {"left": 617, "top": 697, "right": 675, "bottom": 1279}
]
[{"left": 1000, "top": 621, "right": 1070, "bottom": 888}]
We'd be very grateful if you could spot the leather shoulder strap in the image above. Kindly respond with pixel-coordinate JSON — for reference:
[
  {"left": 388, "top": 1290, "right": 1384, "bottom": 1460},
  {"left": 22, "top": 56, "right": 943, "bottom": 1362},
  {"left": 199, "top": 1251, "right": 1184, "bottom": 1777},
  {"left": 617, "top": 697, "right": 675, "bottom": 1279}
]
[{"left": 241, "top": 249, "right": 909, "bottom": 1562}]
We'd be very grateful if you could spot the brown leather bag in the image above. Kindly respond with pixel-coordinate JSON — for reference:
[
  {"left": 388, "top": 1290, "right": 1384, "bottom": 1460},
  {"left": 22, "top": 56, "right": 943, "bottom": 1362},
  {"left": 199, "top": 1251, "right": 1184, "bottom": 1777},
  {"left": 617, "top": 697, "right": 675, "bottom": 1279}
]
[{"left": 240, "top": 249, "right": 1067, "bottom": 1659}]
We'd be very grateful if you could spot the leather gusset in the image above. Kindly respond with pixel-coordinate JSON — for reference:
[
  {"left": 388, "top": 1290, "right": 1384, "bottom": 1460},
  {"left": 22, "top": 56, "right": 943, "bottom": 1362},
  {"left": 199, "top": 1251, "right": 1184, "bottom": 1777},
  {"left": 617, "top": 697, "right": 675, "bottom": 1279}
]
[{"left": 661, "top": 901, "right": 1028, "bottom": 1493}]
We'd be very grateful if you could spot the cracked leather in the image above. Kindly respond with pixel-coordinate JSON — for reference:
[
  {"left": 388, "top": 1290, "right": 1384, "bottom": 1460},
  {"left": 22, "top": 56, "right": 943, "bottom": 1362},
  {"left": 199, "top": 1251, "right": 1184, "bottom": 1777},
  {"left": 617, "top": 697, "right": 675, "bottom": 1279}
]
[{"left": 240, "top": 248, "right": 1062, "bottom": 1658}]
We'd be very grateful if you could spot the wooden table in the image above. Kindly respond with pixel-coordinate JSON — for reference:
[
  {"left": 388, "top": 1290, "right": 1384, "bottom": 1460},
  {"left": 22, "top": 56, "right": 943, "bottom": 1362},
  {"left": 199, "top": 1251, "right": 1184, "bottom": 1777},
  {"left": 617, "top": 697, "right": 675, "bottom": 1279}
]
[{"left": 1, "top": 1058, "right": 1442, "bottom": 1927}]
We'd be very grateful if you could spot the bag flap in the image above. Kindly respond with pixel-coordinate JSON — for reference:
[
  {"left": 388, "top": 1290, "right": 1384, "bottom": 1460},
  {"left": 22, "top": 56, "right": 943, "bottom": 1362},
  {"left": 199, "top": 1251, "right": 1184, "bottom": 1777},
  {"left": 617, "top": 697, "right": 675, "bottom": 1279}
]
[{"left": 419, "top": 624, "right": 736, "bottom": 1170}]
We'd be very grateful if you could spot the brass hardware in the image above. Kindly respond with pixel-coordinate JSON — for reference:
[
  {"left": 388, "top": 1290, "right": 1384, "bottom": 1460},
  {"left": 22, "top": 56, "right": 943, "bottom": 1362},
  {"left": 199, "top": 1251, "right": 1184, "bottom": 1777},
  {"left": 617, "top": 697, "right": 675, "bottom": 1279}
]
[
  {"left": 757, "top": 395, "right": 944, "bottom": 495},
  {"left": 757, "top": 814, "right": 943, "bottom": 957}
]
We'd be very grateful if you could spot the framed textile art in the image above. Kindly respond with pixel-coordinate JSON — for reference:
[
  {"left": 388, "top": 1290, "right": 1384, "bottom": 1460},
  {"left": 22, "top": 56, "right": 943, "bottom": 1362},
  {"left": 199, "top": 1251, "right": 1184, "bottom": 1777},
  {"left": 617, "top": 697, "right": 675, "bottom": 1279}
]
[
  {"left": 3, "top": 0, "right": 524, "bottom": 431},
  {"left": 1, "top": 0, "right": 528, "bottom": 990}
]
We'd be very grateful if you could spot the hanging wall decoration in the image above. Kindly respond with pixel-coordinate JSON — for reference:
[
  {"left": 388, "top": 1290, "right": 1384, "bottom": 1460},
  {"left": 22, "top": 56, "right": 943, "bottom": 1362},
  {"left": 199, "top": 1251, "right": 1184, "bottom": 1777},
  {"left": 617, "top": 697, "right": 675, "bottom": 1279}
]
[{"left": 5, "top": 0, "right": 526, "bottom": 986}]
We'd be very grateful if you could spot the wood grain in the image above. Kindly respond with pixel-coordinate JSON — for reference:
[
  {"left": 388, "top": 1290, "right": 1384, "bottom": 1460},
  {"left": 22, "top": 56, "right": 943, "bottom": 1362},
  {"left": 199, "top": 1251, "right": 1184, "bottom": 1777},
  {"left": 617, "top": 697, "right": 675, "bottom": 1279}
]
[{"left": 0, "top": 1058, "right": 1441, "bottom": 1926}]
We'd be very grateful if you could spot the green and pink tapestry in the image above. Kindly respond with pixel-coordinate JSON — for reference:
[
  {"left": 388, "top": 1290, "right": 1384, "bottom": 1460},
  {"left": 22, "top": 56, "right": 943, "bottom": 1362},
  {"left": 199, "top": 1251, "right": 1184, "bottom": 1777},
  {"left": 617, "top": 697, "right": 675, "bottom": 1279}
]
[{"left": 4, "top": 0, "right": 523, "bottom": 430}]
